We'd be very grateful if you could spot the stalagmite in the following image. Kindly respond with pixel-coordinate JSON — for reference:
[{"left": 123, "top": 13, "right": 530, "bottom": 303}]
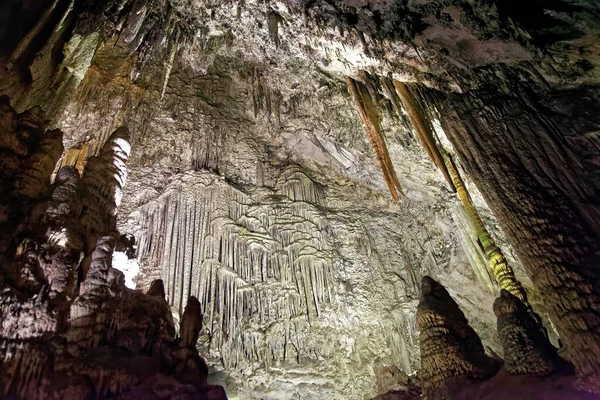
[
  {"left": 78, "top": 127, "right": 131, "bottom": 251},
  {"left": 180, "top": 296, "right": 203, "bottom": 347},
  {"left": 0, "top": 96, "right": 26, "bottom": 158},
  {"left": 46, "top": 166, "right": 81, "bottom": 230},
  {"left": 80, "top": 236, "right": 116, "bottom": 296},
  {"left": 147, "top": 279, "right": 166, "bottom": 299},
  {"left": 14, "top": 128, "right": 64, "bottom": 199},
  {"left": 494, "top": 290, "right": 563, "bottom": 376},
  {"left": 346, "top": 76, "right": 404, "bottom": 200},
  {"left": 416, "top": 276, "right": 499, "bottom": 399}
]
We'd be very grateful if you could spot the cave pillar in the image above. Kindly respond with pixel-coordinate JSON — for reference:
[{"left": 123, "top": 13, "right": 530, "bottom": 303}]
[{"left": 440, "top": 87, "right": 600, "bottom": 392}]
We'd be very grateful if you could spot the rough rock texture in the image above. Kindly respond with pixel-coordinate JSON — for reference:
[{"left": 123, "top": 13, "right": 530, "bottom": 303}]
[
  {"left": 493, "top": 290, "right": 562, "bottom": 376},
  {"left": 0, "top": 100, "right": 227, "bottom": 400},
  {"left": 416, "top": 276, "right": 499, "bottom": 399},
  {"left": 1, "top": 0, "right": 600, "bottom": 398},
  {"left": 439, "top": 80, "right": 600, "bottom": 391}
]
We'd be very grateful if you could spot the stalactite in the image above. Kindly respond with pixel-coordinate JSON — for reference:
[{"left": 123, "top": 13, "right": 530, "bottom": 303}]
[
  {"left": 5, "top": 0, "right": 61, "bottom": 70},
  {"left": 444, "top": 152, "right": 527, "bottom": 302},
  {"left": 392, "top": 80, "right": 455, "bottom": 192},
  {"left": 131, "top": 167, "right": 333, "bottom": 367},
  {"left": 160, "top": 29, "right": 180, "bottom": 99},
  {"left": 346, "top": 76, "right": 404, "bottom": 200},
  {"left": 267, "top": 10, "right": 281, "bottom": 48}
]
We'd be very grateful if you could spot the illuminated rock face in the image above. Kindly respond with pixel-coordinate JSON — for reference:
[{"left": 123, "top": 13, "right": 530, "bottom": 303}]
[
  {"left": 0, "top": 100, "right": 226, "bottom": 400},
  {"left": 1, "top": 0, "right": 600, "bottom": 398},
  {"left": 440, "top": 86, "right": 600, "bottom": 391}
]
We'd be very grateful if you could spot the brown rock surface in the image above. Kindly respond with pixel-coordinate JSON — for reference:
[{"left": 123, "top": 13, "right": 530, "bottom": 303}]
[
  {"left": 416, "top": 276, "right": 499, "bottom": 398},
  {"left": 494, "top": 289, "right": 563, "bottom": 376}
]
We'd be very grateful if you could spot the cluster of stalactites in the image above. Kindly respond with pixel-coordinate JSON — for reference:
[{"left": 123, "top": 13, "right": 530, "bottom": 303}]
[
  {"left": 132, "top": 169, "right": 334, "bottom": 369},
  {"left": 346, "top": 75, "right": 404, "bottom": 200},
  {"left": 389, "top": 81, "right": 531, "bottom": 308}
]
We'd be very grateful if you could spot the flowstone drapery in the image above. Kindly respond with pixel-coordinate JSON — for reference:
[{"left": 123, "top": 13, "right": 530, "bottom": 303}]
[{"left": 130, "top": 166, "right": 335, "bottom": 369}]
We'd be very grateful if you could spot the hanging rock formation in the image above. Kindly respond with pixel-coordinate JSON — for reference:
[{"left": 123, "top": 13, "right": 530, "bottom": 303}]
[
  {"left": 416, "top": 276, "right": 500, "bottom": 398},
  {"left": 346, "top": 75, "right": 404, "bottom": 200},
  {"left": 1, "top": 0, "right": 600, "bottom": 398}
]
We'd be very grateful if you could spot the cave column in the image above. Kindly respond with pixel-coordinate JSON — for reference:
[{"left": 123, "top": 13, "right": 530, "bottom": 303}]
[
  {"left": 439, "top": 88, "right": 600, "bottom": 392},
  {"left": 393, "top": 81, "right": 527, "bottom": 302}
]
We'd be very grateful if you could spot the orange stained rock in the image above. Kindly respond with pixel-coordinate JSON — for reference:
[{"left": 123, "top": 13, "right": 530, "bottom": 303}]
[{"left": 346, "top": 76, "right": 404, "bottom": 200}]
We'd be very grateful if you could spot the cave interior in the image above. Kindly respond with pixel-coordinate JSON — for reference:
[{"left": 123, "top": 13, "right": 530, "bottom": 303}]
[{"left": 1, "top": 0, "right": 600, "bottom": 399}]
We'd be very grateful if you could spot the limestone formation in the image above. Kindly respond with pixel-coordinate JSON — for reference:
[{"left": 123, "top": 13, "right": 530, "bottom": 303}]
[
  {"left": 346, "top": 75, "right": 404, "bottom": 200},
  {"left": 1, "top": 0, "right": 600, "bottom": 398},
  {"left": 78, "top": 126, "right": 131, "bottom": 252},
  {"left": 416, "top": 276, "right": 499, "bottom": 398},
  {"left": 14, "top": 128, "right": 63, "bottom": 199},
  {"left": 0, "top": 96, "right": 226, "bottom": 400},
  {"left": 441, "top": 86, "right": 600, "bottom": 392},
  {"left": 392, "top": 81, "right": 454, "bottom": 192},
  {"left": 147, "top": 279, "right": 167, "bottom": 299},
  {"left": 494, "top": 290, "right": 562, "bottom": 376},
  {"left": 46, "top": 166, "right": 82, "bottom": 242},
  {"left": 444, "top": 151, "right": 528, "bottom": 302},
  {"left": 180, "top": 296, "right": 203, "bottom": 347}
]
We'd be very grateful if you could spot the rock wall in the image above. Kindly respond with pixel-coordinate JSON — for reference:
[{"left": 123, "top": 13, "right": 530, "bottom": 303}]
[{"left": 439, "top": 74, "right": 600, "bottom": 390}]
